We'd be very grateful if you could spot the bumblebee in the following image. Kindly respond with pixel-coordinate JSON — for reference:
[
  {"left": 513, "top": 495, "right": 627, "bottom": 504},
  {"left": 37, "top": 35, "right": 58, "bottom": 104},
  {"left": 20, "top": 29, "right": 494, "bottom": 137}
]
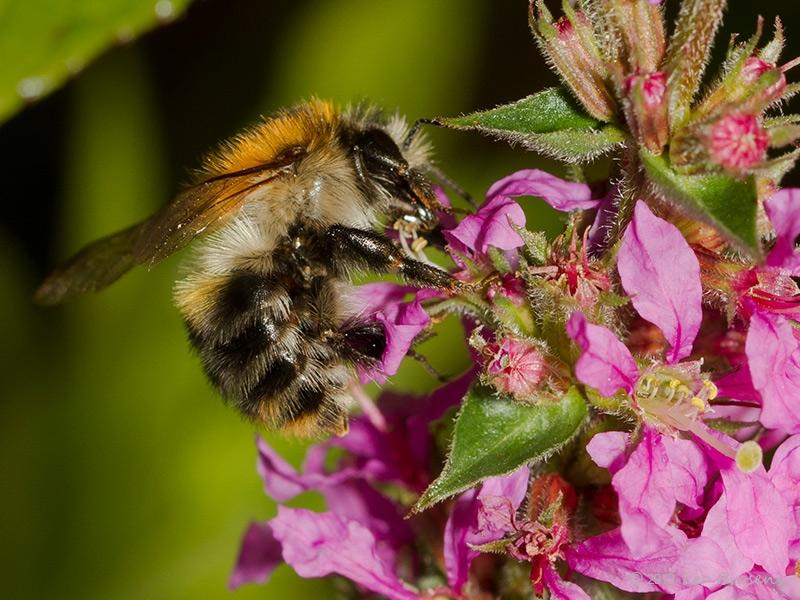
[{"left": 36, "top": 99, "right": 456, "bottom": 436}]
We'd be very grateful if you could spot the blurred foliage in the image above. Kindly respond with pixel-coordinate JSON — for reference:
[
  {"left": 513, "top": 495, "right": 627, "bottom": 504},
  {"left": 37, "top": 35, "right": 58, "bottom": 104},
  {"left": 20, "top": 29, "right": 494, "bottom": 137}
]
[
  {"left": 1, "top": 1, "right": 799, "bottom": 599},
  {"left": 0, "top": 0, "right": 191, "bottom": 122}
]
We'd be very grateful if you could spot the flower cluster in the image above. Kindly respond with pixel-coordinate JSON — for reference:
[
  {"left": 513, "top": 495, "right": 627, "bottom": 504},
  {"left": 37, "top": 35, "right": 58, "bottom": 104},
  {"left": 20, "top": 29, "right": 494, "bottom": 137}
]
[{"left": 232, "top": 1, "right": 800, "bottom": 598}]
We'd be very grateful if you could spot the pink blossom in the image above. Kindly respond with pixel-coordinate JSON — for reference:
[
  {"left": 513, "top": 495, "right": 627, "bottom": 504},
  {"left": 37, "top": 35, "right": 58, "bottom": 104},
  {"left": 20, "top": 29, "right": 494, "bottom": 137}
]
[
  {"left": 444, "top": 194, "right": 525, "bottom": 257},
  {"left": 271, "top": 507, "right": 418, "bottom": 600},
  {"left": 587, "top": 429, "right": 709, "bottom": 557},
  {"left": 443, "top": 465, "right": 530, "bottom": 593},
  {"left": 353, "top": 283, "right": 431, "bottom": 384},
  {"left": 708, "top": 113, "right": 769, "bottom": 172},
  {"left": 444, "top": 169, "right": 601, "bottom": 262}
]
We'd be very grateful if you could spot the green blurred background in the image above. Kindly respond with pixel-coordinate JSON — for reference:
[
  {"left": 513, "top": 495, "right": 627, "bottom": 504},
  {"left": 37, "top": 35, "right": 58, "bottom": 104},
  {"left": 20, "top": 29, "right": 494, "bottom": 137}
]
[{"left": 1, "top": 1, "right": 798, "bottom": 598}]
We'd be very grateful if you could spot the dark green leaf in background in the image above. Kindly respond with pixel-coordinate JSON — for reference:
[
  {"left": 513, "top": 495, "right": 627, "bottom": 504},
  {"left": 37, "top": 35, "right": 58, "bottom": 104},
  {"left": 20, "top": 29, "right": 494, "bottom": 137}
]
[
  {"left": 435, "top": 88, "right": 626, "bottom": 162},
  {"left": 640, "top": 151, "right": 761, "bottom": 257},
  {"left": 0, "top": 0, "right": 192, "bottom": 123},
  {"left": 414, "top": 386, "right": 588, "bottom": 511}
]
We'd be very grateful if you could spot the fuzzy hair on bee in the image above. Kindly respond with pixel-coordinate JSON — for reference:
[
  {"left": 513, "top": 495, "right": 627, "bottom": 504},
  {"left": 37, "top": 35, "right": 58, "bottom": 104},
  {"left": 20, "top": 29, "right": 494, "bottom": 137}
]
[{"left": 36, "top": 98, "right": 457, "bottom": 437}]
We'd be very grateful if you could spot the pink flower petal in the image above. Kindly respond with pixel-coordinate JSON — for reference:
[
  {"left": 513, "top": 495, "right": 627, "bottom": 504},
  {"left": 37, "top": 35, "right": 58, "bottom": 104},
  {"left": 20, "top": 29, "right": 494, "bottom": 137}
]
[
  {"left": 618, "top": 201, "right": 702, "bottom": 363},
  {"left": 542, "top": 564, "right": 591, "bottom": 600},
  {"left": 443, "top": 488, "right": 478, "bottom": 593},
  {"left": 567, "top": 527, "right": 687, "bottom": 593},
  {"left": 352, "top": 284, "right": 431, "bottom": 384},
  {"left": 768, "top": 435, "right": 800, "bottom": 533},
  {"left": 586, "top": 430, "right": 629, "bottom": 473},
  {"left": 721, "top": 466, "right": 793, "bottom": 578},
  {"left": 675, "top": 494, "right": 754, "bottom": 587},
  {"left": 271, "top": 507, "right": 417, "bottom": 600},
  {"left": 746, "top": 312, "right": 800, "bottom": 434},
  {"left": 662, "top": 435, "right": 709, "bottom": 510},
  {"left": 444, "top": 194, "right": 525, "bottom": 256},
  {"left": 443, "top": 466, "right": 530, "bottom": 592},
  {"left": 613, "top": 429, "right": 684, "bottom": 557},
  {"left": 566, "top": 312, "right": 639, "bottom": 396},
  {"left": 486, "top": 168, "right": 600, "bottom": 212},
  {"left": 765, "top": 188, "right": 800, "bottom": 275},
  {"left": 229, "top": 522, "right": 283, "bottom": 589},
  {"left": 256, "top": 436, "right": 357, "bottom": 502}
]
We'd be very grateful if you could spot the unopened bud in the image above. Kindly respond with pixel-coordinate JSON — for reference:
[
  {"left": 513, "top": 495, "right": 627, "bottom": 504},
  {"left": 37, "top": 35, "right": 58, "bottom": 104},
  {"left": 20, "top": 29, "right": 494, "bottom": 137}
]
[
  {"left": 708, "top": 113, "right": 769, "bottom": 173},
  {"left": 625, "top": 71, "right": 669, "bottom": 153},
  {"left": 530, "top": 2, "right": 616, "bottom": 121},
  {"left": 606, "top": 0, "right": 666, "bottom": 72},
  {"left": 528, "top": 473, "right": 578, "bottom": 526},
  {"left": 486, "top": 337, "right": 546, "bottom": 398}
]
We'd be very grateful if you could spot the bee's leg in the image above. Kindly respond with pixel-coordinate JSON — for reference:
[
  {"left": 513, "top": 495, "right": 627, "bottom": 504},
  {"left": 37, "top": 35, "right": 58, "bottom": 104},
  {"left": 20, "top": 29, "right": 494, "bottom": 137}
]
[{"left": 325, "top": 225, "right": 455, "bottom": 290}]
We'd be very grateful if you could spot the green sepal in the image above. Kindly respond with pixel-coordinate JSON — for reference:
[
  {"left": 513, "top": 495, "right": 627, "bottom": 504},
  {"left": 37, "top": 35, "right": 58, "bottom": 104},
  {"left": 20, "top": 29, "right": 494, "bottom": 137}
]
[{"left": 640, "top": 151, "right": 761, "bottom": 258}]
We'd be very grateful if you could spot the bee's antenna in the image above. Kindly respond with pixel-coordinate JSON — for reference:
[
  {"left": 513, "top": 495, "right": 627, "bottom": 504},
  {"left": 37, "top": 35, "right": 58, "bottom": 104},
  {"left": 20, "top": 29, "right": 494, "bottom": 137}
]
[
  {"left": 403, "top": 118, "right": 437, "bottom": 150},
  {"left": 426, "top": 165, "right": 476, "bottom": 208}
]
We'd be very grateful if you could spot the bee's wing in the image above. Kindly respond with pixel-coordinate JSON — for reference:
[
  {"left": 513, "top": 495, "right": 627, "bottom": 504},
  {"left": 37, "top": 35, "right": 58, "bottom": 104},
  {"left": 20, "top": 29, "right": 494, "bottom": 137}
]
[
  {"left": 34, "top": 224, "right": 143, "bottom": 305},
  {"left": 36, "top": 157, "right": 298, "bottom": 306},
  {"left": 133, "top": 161, "right": 293, "bottom": 266}
]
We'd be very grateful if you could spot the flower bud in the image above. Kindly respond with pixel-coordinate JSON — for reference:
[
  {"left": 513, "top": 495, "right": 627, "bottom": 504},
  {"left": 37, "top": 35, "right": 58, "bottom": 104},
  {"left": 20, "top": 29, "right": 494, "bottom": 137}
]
[
  {"left": 605, "top": 0, "right": 666, "bottom": 72},
  {"left": 527, "top": 473, "right": 578, "bottom": 526},
  {"left": 624, "top": 71, "right": 669, "bottom": 153},
  {"left": 707, "top": 113, "right": 769, "bottom": 173},
  {"left": 530, "top": 1, "right": 616, "bottom": 121},
  {"left": 485, "top": 337, "right": 546, "bottom": 398}
]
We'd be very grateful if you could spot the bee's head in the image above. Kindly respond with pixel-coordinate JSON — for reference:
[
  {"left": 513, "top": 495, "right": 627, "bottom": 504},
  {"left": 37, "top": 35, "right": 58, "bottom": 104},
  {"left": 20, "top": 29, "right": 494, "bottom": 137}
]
[{"left": 347, "top": 127, "right": 441, "bottom": 232}]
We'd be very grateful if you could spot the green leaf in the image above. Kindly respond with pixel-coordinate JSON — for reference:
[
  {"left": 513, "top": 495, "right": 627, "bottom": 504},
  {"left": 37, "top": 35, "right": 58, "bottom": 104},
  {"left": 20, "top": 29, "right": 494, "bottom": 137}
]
[
  {"left": 436, "top": 88, "right": 625, "bottom": 162},
  {"left": 0, "top": 0, "right": 192, "bottom": 124},
  {"left": 640, "top": 151, "right": 761, "bottom": 257},
  {"left": 414, "top": 386, "right": 588, "bottom": 511}
]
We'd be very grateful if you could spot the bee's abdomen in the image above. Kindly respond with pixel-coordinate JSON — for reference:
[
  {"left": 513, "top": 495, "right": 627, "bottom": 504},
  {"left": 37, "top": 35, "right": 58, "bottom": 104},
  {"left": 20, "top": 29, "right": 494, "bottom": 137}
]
[{"left": 177, "top": 269, "right": 352, "bottom": 434}]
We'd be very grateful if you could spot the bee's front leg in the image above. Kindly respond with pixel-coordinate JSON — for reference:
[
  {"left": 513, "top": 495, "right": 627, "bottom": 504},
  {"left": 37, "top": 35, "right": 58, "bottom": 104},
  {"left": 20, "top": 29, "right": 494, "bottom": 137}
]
[{"left": 324, "top": 225, "right": 456, "bottom": 290}]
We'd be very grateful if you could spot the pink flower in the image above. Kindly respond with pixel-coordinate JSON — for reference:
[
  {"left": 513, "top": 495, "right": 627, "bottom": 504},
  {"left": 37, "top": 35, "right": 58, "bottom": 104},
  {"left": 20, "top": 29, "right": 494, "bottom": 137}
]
[
  {"left": 485, "top": 337, "right": 546, "bottom": 397},
  {"left": 570, "top": 433, "right": 797, "bottom": 595},
  {"left": 443, "top": 465, "right": 530, "bottom": 593},
  {"left": 708, "top": 113, "right": 769, "bottom": 172},
  {"left": 352, "top": 283, "right": 431, "bottom": 384},
  {"left": 444, "top": 468, "right": 589, "bottom": 599},
  {"left": 271, "top": 507, "right": 418, "bottom": 600},
  {"left": 567, "top": 201, "right": 737, "bottom": 458},
  {"left": 444, "top": 169, "right": 601, "bottom": 263}
]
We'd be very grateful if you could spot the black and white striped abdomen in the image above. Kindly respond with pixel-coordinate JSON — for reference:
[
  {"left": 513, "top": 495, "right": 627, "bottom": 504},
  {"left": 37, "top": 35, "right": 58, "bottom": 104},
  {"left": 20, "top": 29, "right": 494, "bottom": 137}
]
[{"left": 175, "top": 268, "right": 362, "bottom": 435}]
